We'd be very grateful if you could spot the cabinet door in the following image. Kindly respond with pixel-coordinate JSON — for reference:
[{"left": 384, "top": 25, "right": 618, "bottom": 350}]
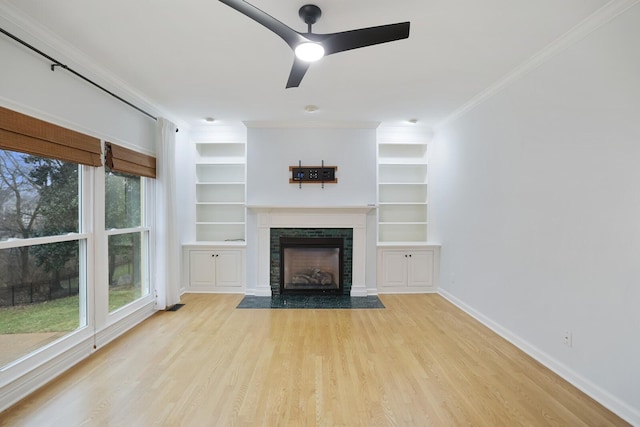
[
  {"left": 190, "top": 251, "right": 216, "bottom": 287},
  {"left": 407, "top": 250, "right": 434, "bottom": 288},
  {"left": 380, "top": 250, "right": 408, "bottom": 288},
  {"left": 215, "top": 250, "right": 243, "bottom": 288}
]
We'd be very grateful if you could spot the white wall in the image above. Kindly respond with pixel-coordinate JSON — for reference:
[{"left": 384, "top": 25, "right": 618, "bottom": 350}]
[
  {"left": 431, "top": 5, "right": 640, "bottom": 423},
  {"left": 247, "top": 127, "right": 377, "bottom": 207},
  {"left": 175, "top": 129, "right": 196, "bottom": 246},
  {"left": 0, "top": 16, "right": 156, "bottom": 152},
  {"left": 245, "top": 126, "right": 378, "bottom": 293}
]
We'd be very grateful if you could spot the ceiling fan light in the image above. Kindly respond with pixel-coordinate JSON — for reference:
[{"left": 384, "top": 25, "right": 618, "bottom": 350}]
[{"left": 295, "top": 42, "right": 325, "bottom": 62}]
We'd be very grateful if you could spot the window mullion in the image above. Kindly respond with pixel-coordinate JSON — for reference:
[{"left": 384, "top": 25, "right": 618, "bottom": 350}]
[
  {"left": 0, "top": 233, "right": 91, "bottom": 250},
  {"left": 105, "top": 227, "right": 149, "bottom": 236}
]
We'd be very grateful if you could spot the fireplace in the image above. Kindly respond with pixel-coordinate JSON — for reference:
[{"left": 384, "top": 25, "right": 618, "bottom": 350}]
[
  {"left": 270, "top": 228, "right": 353, "bottom": 296},
  {"left": 280, "top": 237, "right": 343, "bottom": 295},
  {"left": 253, "top": 207, "right": 371, "bottom": 297}
]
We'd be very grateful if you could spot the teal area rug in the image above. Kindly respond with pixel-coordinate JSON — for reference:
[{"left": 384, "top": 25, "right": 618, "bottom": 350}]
[{"left": 236, "top": 295, "right": 384, "bottom": 309}]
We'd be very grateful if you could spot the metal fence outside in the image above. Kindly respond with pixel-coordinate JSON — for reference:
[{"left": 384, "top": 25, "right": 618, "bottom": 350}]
[{"left": 0, "top": 277, "right": 79, "bottom": 308}]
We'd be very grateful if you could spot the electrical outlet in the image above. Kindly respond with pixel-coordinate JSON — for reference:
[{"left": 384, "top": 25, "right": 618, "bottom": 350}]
[{"left": 563, "top": 330, "right": 572, "bottom": 347}]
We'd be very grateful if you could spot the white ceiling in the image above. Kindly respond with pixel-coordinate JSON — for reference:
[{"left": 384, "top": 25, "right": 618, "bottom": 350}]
[{"left": 2, "top": 0, "right": 611, "bottom": 128}]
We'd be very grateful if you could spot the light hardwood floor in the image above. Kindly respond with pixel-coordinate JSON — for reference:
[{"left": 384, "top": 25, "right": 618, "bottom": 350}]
[{"left": 0, "top": 294, "right": 628, "bottom": 426}]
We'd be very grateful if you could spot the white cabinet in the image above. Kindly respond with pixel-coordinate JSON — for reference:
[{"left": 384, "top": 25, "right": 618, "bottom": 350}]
[
  {"left": 183, "top": 245, "right": 245, "bottom": 293},
  {"left": 377, "top": 246, "right": 440, "bottom": 293},
  {"left": 192, "top": 126, "right": 247, "bottom": 243},
  {"left": 377, "top": 126, "right": 430, "bottom": 243}
]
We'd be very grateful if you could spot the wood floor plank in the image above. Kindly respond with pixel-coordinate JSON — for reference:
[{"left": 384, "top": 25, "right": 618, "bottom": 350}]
[{"left": 0, "top": 294, "right": 629, "bottom": 426}]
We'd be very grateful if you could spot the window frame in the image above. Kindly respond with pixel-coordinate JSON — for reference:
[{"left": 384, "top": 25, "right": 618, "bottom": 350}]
[
  {"left": 0, "top": 162, "right": 93, "bottom": 378},
  {"left": 103, "top": 169, "right": 153, "bottom": 316}
]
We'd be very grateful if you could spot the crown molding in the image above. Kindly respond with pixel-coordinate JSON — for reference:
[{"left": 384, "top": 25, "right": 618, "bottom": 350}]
[
  {"left": 435, "top": 0, "right": 640, "bottom": 131},
  {"left": 243, "top": 120, "right": 380, "bottom": 129}
]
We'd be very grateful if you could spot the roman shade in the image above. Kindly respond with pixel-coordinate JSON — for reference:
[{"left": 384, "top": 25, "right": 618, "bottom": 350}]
[
  {"left": 0, "top": 106, "right": 102, "bottom": 166},
  {"left": 105, "top": 142, "right": 156, "bottom": 178}
]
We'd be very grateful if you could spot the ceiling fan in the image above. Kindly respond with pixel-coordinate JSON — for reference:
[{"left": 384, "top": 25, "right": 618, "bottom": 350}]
[{"left": 219, "top": 0, "right": 410, "bottom": 88}]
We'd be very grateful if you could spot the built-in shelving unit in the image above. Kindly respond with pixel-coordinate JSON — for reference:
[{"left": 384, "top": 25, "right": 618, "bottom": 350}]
[
  {"left": 192, "top": 125, "right": 247, "bottom": 243},
  {"left": 377, "top": 126, "right": 430, "bottom": 243}
]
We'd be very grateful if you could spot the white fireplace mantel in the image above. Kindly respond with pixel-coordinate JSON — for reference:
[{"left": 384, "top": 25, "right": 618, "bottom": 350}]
[{"left": 250, "top": 206, "right": 374, "bottom": 297}]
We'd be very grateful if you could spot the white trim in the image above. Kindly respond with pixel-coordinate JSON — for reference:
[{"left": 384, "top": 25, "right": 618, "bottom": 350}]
[
  {"left": 253, "top": 208, "right": 370, "bottom": 297},
  {"left": 438, "top": 289, "right": 640, "bottom": 426},
  {"left": 243, "top": 121, "right": 380, "bottom": 129},
  {"left": 0, "top": 302, "right": 155, "bottom": 413},
  {"left": 96, "top": 301, "right": 156, "bottom": 349},
  {"left": 435, "top": 0, "right": 640, "bottom": 131},
  {"left": 0, "top": 337, "right": 93, "bottom": 413},
  {"left": 105, "top": 227, "right": 150, "bottom": 236},
  {"left": 0, "top": 233, "right": 91, "bottom": 250}
]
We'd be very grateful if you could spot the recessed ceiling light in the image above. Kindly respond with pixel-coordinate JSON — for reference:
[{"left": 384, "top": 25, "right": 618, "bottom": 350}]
[{"left": 304, "top": 105, "right": 319, "bottom": 113}]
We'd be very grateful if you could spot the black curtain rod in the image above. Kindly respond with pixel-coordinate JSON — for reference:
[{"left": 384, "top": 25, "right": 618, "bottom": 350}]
[{"left": 1, "top": 26, "right": 179, "bottom": 132}]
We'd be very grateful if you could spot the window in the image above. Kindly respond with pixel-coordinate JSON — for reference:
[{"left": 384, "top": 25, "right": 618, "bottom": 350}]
[
  {"left": 0, "top": 149, "right": 87, "bottom": 367},
  {"left": 105, "top": 168, "right": 150, "bottom": 312}
]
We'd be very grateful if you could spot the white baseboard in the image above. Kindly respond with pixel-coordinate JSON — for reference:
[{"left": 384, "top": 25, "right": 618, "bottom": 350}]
[
  {"left": 94, "top": 302, "right": 156, "bottom": 350},
  {"left": 0, "top": 338, "right": 94, "bottom": 413},
  {"left": 438, "top": 289, "right": 639, "bottom": 426},
  {"left": 350, "top": 288, "right": 369, "bottom": 297},
  {"left": 377, "top": 289, "right": 438, "bottom": 294}
]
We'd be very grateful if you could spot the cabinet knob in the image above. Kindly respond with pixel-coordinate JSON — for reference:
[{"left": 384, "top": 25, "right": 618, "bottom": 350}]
[
  {"left": 409, "top": 254, "right": 412, "bottom": 258},
  {"left": 405, "top": 254, "right": 408, "bottom": 258}
]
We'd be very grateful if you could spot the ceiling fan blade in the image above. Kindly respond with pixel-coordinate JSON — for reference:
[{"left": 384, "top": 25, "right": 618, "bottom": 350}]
[
  {"left": 286, "top": 58, "right": 311, "bottom": 88},
  {"left": 321, "top": 22, "right": 410, "bottom": 56},
  {"left": 219, "top": 0, "right": 307, "bottom": 49}
]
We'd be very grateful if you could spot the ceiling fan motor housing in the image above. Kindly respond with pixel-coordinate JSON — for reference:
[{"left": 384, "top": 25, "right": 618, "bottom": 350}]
[{"left": 299, "top": 4, "right": 322, "bottom": 25}]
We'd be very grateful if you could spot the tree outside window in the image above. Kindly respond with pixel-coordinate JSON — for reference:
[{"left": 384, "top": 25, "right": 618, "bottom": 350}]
[
  {"left": 0, "top": 149, "right": 85, "bottom": 367},
  {"left": 105, "top": 168, "right": 149, "bottom": 312}
]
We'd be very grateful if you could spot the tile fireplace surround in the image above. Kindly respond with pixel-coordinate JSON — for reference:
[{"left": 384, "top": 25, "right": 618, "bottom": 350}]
[{"left": 251, "top": 207, "right": 372, "bottom": 297}]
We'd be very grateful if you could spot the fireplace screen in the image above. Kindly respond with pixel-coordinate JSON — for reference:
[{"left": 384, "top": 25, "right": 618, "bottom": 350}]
[{"left": 280, "top": 237, "right": 343, "bottom": 294}]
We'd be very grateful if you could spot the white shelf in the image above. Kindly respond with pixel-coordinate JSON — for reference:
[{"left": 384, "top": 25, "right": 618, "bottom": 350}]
[
  {"left": 378, "top": 223, "right": 428, "bottom": 243},
  {"left": 196, "top": 221, "right": 244, "bottom": 226},
  {"left": 196, "top": 223, "right": 246, "bottom": 242},
  {"left": 196, "top": 204, "right": 245, "bottom": 223},
  {"left": 196, "top": 159, "right": 246, "bottom": 165},
  {"left": 194, "top": 142, "right": 245, "bottom": 145},
  {"left": 196, "top": 201, "right": 245, "bottom": 205},
  {"left": 378, "top": 144, "right": 427, "bottom": 163},
  {"left": 378, "top": 202, "right": 428, "bottom": 205},
  {"left": 379, "top": 222, "right": 428, "bottom": 225},
  {"left": 192, "top": 126, "right": 247, "bottom": 243},
  {"left": 196, "top": 181, "right": 245, "bottom": 185},
  {"left": 183, "top": 241, "right": 247, "bottom": 247},
  {"left": 379, "top": 204, "right": 427, "bottom": 223},
  {"left": 196, "top": 184, "right": 245, "bottom": 203},
  {"left": 379, "top": 184, "right": 427, "bottom": 204},
  {"left": 378, "top": 159, "right": 429, "bottom": 166},
  {"left": 377, "top": 127, "right": 430, "bottom": 244}
]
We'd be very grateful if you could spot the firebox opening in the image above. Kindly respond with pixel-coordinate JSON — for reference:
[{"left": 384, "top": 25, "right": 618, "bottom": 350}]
[{"left": 280, "top": 237, "right": 344, "bottom": 295}]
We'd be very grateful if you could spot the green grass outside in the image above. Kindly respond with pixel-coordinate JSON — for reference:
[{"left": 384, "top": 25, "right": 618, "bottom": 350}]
[
  {"left": 0, "top": 288, "right": 144, "bottom": 334},
  {"left": 109, "top": 286, "right": 142, "bottom": 312},
  {"left": 0, "top": 296, "right": 80, "bottom": 334}
]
